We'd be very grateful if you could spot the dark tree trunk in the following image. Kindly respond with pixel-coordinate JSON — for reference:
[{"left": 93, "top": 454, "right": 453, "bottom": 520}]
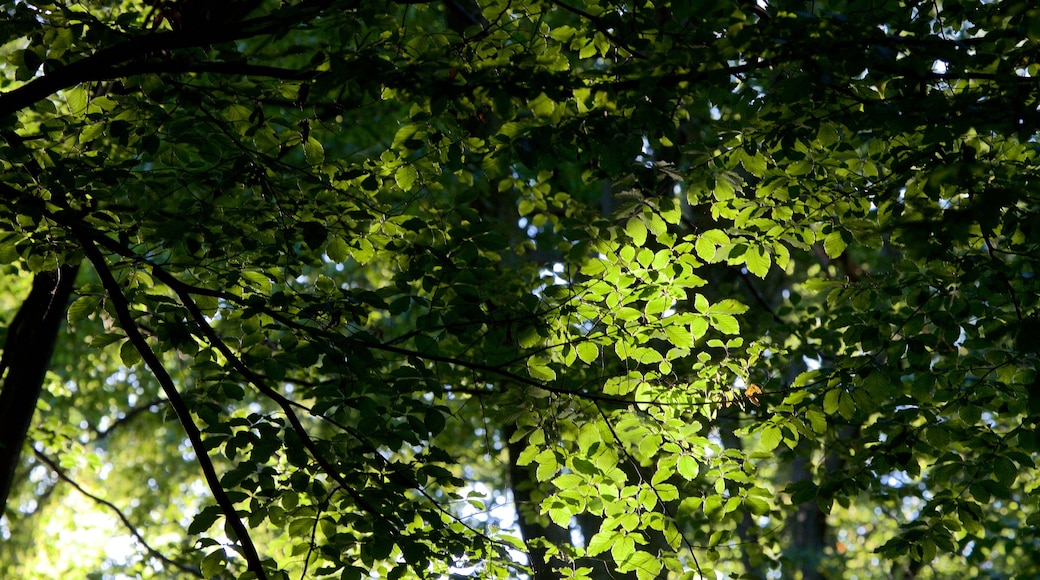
[
  {"left": 787, "top": 453, "right": 829, "bottom": 580},
  {"left": 0, "top": 264, "right": 79, "bottom": 512}
]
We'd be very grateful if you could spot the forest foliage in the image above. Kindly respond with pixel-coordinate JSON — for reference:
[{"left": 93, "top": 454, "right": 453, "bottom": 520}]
[{"left": 2, "top": 0, "right": 1040, "bottom": 579}]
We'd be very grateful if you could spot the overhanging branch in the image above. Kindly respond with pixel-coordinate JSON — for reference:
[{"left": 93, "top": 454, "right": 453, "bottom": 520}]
[
  {"left": 0, "top": 0, "right": 341, "bottom": 120},
  {"left": 75, "top": 233, "right": 269, "bottom": 580}
]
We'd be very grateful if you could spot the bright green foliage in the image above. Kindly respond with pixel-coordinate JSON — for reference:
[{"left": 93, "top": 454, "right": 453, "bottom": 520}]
[{"left": 1, "top": 0, "right": 1040, "bottom": 579}]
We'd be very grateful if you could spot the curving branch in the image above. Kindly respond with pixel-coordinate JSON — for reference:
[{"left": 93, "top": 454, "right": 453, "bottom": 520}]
[
  {"left": 63, "top": 213, "right": 751, "bottom": 412},
  {"left": 54, "top": 213, "right": 525, "bottom": 561},
  {"left": 74, "top": 232, "right": 269, "bottom": 580},
  {"left": 0, "top": 0, "right": 340, "bottom": 120},
  {"left": 31, "top": 448, "right": 204, "bottom": 578},
  {"left": 94, "top": 398, "right": 167, "bottom": 440}
]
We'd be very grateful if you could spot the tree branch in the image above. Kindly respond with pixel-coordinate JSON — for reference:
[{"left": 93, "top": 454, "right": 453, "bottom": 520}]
[
  {"left": 74, "top": 233, "right": 269, "bottom": 580},
  {"left": 31, "top": 448, "right": 204, "bottom": 578},
  {"left": 0, "top": 1, "right": 340, "bottom": 120},
  {"left": 94, "top": 398, "right": 167, "bottom": 440}
]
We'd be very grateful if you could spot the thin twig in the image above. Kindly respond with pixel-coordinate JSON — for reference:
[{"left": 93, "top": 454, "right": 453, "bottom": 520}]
[{"left": 32, "top": 448, "right": 204, "bottom": 577}]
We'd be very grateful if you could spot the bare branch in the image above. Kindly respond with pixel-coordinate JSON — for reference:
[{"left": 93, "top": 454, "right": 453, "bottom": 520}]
[{"left": 31, "top": 448, "right": 204, "bottom": 578}]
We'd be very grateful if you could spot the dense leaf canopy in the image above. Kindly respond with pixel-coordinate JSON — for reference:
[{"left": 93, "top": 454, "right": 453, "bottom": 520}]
[{"left": 2, "top": 0, "right": 1040, "bottom": 578}]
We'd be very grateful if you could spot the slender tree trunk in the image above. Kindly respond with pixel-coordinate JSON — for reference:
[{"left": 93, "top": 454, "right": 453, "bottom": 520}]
[
  {"left": 0, "top": 264, "right": 79, "bottom": 512},
  {"left": 787, "top": 453, "right": 828, "bottom": 580}
]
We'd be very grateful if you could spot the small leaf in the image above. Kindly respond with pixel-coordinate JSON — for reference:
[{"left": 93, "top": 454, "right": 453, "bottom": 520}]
[
  {"left": 744, "top": 496, "right": 770, "bottom": 516},
  {"left": 690, "top": 318, "right": 709, "bottom": 340},
  {"left": 992, "top": 455, "right": 1018, "bottom": 487},
  {"left": 67, "top": 295, "right": 100, "bottom": 325},
  {"left": 805, "top": 409, "right": 827, "bottom": 434},
  {"left": 326, "top": 236, "right": 350, "bottom": 262},
  {"left": 759, "top": 425, "right": 782, "bottom": 451},
  {"left": 576, "top": 341, "right": 599, "bottom": 364},
  {"left": 626, "top": 216, "right": 648, "bottom": 246},
  {"left": 696, "top": 236, "right": 717, "bottom": 262},
  {"left": 611, "top": 535, "right": 636, "bottom": 565},
  {"left": 527, "top": 359, "right": 556, "bottom": 381},
  {"left": 713, "top": 178, "right": 735, "bottom": 201},
  {"left": 838, "top": 391, "right": 856, "bottom": 420},
  {"left": 200, "top": 549, "right": 226, "bottom": 578},
  {"left": 120, "top": 340, "right": 142, "bottom": 367},
  {"left": 548, "top": 507, "right": 572, "bottom": 528},
  {"left": 823, "top": 389, "right": 840, "bottom": 415},
  {"left": 677, "top": 455, "right": 699, "bottom": 480},
  {"left": 586, "top": 531, "right": 614, "bottom": 557},
  {"left": 703, "top": 494, "right": 723, "bottom": 518},
  {"left": 711, "top": 314, "right": 740, "bottom": 335},
  {"left": 188, "top": 506, "right": 221, "bottom": 535},
  {"left": 352, "top": 238, "right": 375, "bottom": 265},
  {"left": 88, "top": 332, "right": 124, "bottom": 349},
  {"left": 395, "top": 165, "right": 418, "bottom": 190},
  {"left": 744, "top": 246, "right": 771, "bottom": 277},
  {"left": 303, "top": 137, "right": 324, "bottom": 164},
  {"left": 665, "top": 324, "right": 693, "bottom": 348},
  {"left": 823, "top": 231, "right": 847, "bottom": 258}
]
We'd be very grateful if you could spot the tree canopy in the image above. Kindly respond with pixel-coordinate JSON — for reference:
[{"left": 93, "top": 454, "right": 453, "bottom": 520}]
[{"left": 2, "top": 0, "right": 1039, "bottom": 578}]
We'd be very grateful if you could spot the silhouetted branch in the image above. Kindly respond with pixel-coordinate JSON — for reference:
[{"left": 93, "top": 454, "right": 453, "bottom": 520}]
[
  {"left": 75, "top": 232, "right": 269, "bottom": 580},
  {"left": 31, "top": 448, "right": 204, "bottom": 578}
]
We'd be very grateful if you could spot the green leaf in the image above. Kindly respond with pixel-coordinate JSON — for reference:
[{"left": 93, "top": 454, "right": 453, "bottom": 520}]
[
  {"left": 690, "top": 318, "right": 709, "bottom": 340},
  {"left": 626, "top": 216, "right": 648, "bottom": 246},
  {"left": 200, "top": 549, "right": 226, "bottom": 578},
  {"left": 677, "top": 455, "right": 699, "bottom": 480},
  {"left": 548, "top": 506, "right": 572, "bottom": 528},
  {"left": 992, "top": 456, "right": 1018, "bottom": 487},
  {"left": 823, "top": 389, "right": 841, "bottom": 415},
  {"left": 759, "top": 425, "right": 782, "bottom": 451},
  {"left": 119, "top": 340, "right": 142, "bottom": 367},
  {"left": 576, "top": 341, "right": 599, "bottom": 364},
  {"left": 823, "top": 231, "right": 847, "bottom": 258},
  {"left": 553, "top": 473, "right": 583, "bottom": 490},
  {"left": 610, "top": 535, "right": 636, "bottom": 565},
  {"left": 88, "top": 332, "right": 124, "bottom": 349},
  {"left": 713, "top": 178, "right": 735, "bottom": 201},
  {"left": 67, "top": 295, "right": 100, "bottom": 325},
  {"left": 586, "top": 531, "right": 614, "bottom": 557},
  {"left": 805, "top": 409, "right": 827, "bottom": 435},
  {"left": 326, "top": 236, "right": 350, "bottom": 262},
  {"left": 664, "top": 324, "right": 693, "bottom": 349},
  {"left": 352, "top": 238, "right": 375, "bottom": 264},
  {"left": 703, "top": 494, "right": 723, "bottom": 518},
  {"left": 627, "top": 550, "right": 663, "bottom": 579},
  {"left": 304, "top": 136, "right": 324, "bottom": 164},
  {"left": 744, "top": 246, "right": 771, "bottom": 278},
  {"left": 188, "top": 506, "right": 221, "bottom": 535},
  {"left": 395, "top": 165, "right": 418, "bottom": 190},
  {"left": 711, "top": 314, "right": 739, "bottom": 335},
  {"left": 535, "top": 451, "right": 558, "bottom": 482},
  {"left": 838, "top": 391, "right": 856, "bottom": 420},
  {"left": 744, "top": 496, "right": 770, "bottom": 516}
]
